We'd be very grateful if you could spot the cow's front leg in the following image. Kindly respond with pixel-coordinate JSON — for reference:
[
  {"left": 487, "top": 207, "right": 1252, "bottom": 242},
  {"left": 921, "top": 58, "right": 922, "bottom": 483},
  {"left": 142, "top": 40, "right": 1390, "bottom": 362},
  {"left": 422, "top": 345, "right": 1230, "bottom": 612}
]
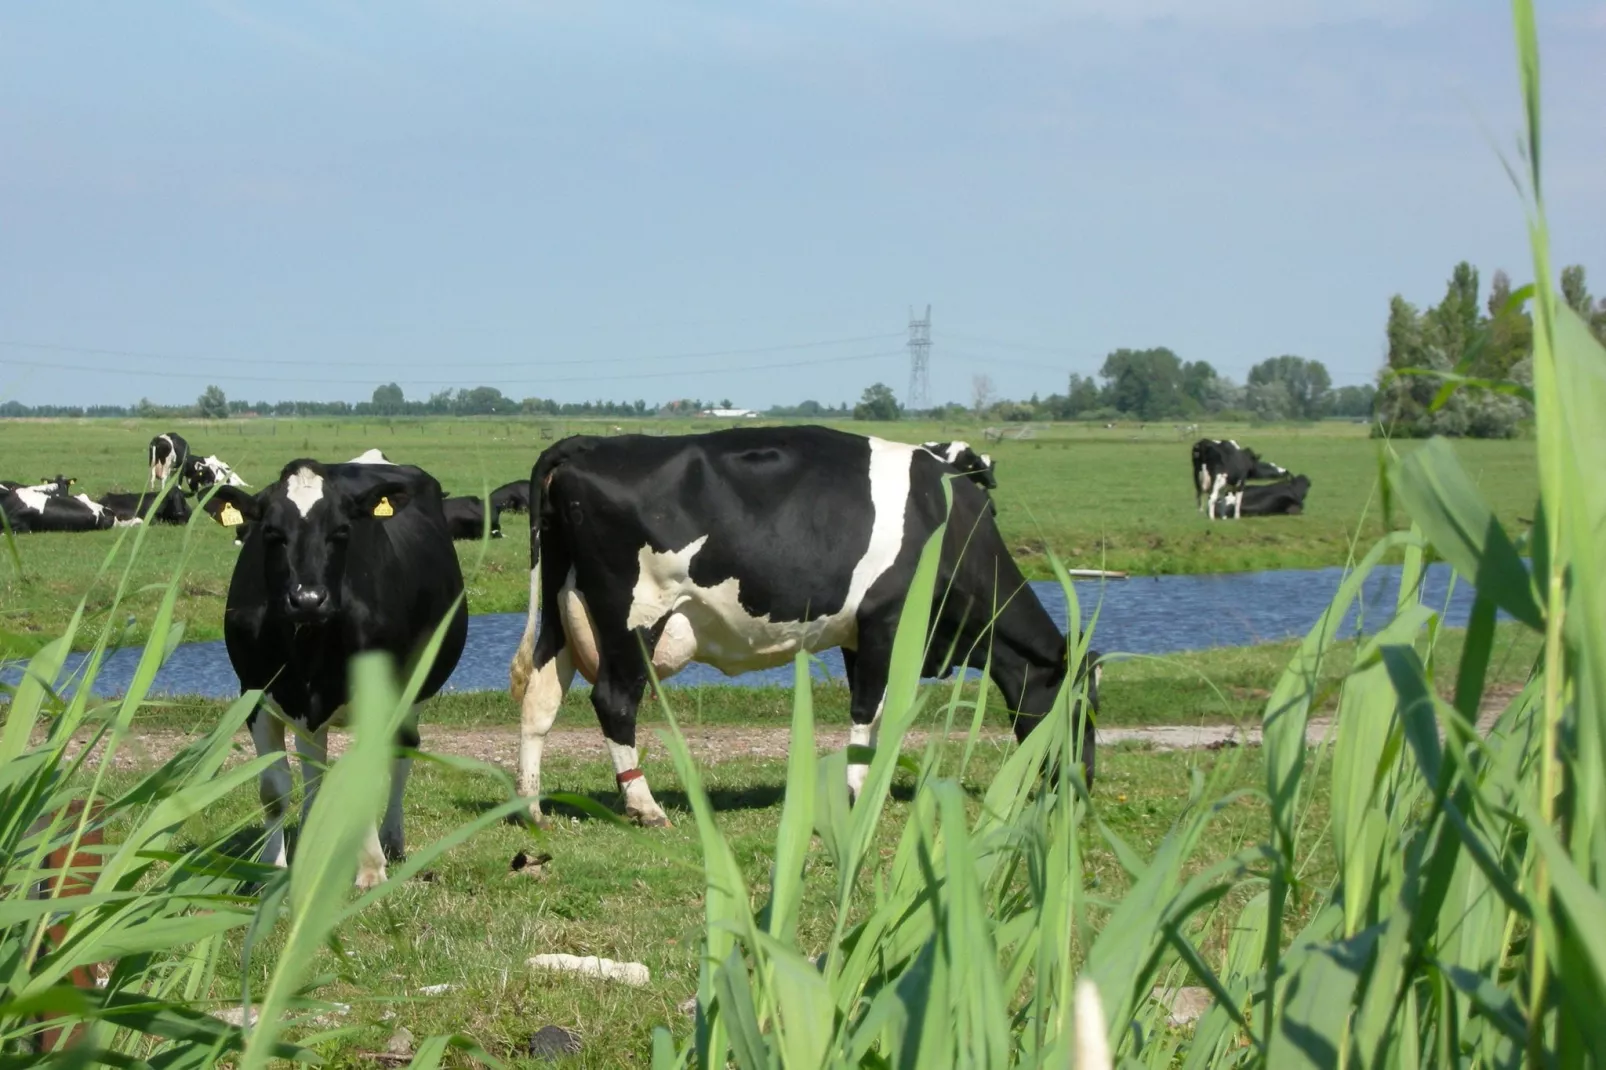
[
  {"left": 249, "top": 709, "right": 291, "bottom": 869},
  {"left": 843, "top": 636, "right": 891, "bottom": 806},
  {"left": 592, "top": 666, "right": 670, "bottom": 828}
]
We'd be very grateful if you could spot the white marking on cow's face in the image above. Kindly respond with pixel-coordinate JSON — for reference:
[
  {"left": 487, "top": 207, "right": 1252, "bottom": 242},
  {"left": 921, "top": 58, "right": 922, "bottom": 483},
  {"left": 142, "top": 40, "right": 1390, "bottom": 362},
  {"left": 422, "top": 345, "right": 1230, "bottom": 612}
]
[
  {"left": 285, "top": 468, "right": 326, "bottom": 517},
  {"left": 980, "top": 453, "right": 992, "bottom": 469},
  {"left": 15, "top": 487, "right": 49, "bottom": 513},
  {"left": 616, "top": 438, "right": 914, "bottom": 678}
]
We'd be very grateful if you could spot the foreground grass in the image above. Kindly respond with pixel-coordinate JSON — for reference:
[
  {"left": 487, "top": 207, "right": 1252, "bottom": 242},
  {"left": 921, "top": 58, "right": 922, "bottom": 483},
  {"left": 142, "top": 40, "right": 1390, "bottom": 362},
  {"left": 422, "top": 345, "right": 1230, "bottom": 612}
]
[
  {"left": 0, "top": 416, "right": 1535, "bottom": 649},
  {"left": 83, "top": 738, "right": 1321, "bottom": 1069}
]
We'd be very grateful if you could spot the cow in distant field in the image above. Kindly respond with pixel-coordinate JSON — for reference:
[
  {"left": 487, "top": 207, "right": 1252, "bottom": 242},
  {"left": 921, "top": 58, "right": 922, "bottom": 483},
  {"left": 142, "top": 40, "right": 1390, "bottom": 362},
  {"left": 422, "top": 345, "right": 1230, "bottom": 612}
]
[
  {"left": 148, "top": 433, "right": 190, "bottom": 488},
  {"left": 441, "top": 494, "right": 502, "bottom": 540},
  {"left": 97, "top": 488, "right": 195, "bottom": 526},
  {"left": 0, "top": 475, "right": 75, "bottom": 496},
  {"left": 508, "top": 425, "right": 1100, "bottom": 829},
  {"left": 1, "top": 488, "right": 140, "bottom": 533},
  {"left": 1210, "top": 474, "right": 1312, "bottom": 519},
  {"left": 1191, "top": 438, "right": 1289, "bottom": 519},
  {"left": 209, "top": 458, "right": 468, "bottom": 890},
  {"left": 183, "top": 455, "right": 249, "bottom": 495},
  {"left": 490, "top": 480, "right": 531, "bottom": 515}
]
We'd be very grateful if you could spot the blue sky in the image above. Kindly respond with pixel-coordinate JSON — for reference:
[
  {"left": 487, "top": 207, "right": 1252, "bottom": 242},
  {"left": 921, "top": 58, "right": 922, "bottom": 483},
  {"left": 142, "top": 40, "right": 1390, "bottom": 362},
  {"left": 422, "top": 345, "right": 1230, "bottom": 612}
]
[{"left": 2, "top": 1, "right": 1602, "bottom": 410}]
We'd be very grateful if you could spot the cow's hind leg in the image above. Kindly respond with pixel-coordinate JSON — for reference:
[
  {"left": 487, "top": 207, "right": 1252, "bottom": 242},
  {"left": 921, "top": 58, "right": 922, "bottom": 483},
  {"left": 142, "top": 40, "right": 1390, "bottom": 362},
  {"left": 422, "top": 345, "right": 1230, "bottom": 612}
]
[
  {"left": 378, "top": 708, "right": 421, "bottom": 861},
  {"left": 249, "top": 709, "right": 291, "bottom": 869}
]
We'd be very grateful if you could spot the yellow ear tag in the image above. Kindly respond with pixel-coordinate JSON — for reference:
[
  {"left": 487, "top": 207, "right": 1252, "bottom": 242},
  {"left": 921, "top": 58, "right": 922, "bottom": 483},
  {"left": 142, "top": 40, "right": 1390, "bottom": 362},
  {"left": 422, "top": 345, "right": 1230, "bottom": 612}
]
[
  {"left": 373, "top": 496, "right": 395, "bottom": 518},
  {"left": 219, "top": 503, "right": 244, "bottom": 527}
]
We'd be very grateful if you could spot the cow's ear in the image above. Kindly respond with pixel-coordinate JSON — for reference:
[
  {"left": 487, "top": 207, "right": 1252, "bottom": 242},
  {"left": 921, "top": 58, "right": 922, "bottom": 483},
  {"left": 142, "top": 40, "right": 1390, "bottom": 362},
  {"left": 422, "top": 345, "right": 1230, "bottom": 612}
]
[
  {"left": 208, "top": 485, "right": 261, "bottom": 527},
  {"left": 351, "top": 481, "right": 413, "bottom": 519}
]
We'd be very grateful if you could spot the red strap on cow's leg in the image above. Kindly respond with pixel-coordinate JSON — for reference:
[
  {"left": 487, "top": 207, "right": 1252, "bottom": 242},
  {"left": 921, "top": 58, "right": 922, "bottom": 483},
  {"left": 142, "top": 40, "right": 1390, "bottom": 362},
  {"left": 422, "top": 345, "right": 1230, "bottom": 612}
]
[{"left": 616, "top": 768, "right": 645, "bottom": 786}]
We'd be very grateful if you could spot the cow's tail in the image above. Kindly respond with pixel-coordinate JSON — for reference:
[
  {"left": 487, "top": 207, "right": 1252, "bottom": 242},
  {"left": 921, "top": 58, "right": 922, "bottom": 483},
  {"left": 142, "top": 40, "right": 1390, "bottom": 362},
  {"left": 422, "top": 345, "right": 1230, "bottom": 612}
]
[{"left": 509, "top": 445, "right": 569, "bottom": 704}]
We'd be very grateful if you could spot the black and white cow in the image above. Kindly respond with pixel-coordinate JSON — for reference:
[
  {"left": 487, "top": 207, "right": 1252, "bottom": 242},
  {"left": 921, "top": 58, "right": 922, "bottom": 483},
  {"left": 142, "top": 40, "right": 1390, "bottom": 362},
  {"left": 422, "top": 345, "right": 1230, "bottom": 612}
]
[
  {"left": 1191, "top": 438, "right": 1289, "bottom": 519},
  {"left": 0, "top": 475, "right": 75, "bottom": 497},
  {"left": 507, "top": 425, "right": 1099, "bottom": 828},
  {"left": 148, "top": 433, "right": 190, "bottom": 489},
  {"left": 182, "top": 454, "right": 250, "bottom": 495},
  {"left": 0, "top": 488, "right": 140, "bottom": 533},
  {"left": 209, "top": 458, "right": 468, "bottom": 890},
  {"left": 490, "top": 479, "right": 532, "bottom": 515},
  {"left": 441, "top": 494, "right": 503, "bottom": 540},
  {"left": 920, "top": 441, "right": 997, "bottom": 490},
  {"left": 1210, "top": 474, "right": 1312, "bottom": 519},
  {"left": 98, "top": 488, "right": 194, "bottom": 526}
]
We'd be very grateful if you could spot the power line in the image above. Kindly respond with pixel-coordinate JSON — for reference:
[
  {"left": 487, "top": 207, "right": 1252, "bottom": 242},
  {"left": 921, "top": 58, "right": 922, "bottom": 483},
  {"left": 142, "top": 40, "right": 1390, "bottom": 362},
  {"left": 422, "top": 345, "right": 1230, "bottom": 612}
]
[
  {"left": 0, "top": 349, "right": 907, "bottom": 389},
  {"left": 0, "top": 331, "right": 905, "bottom": 371}
]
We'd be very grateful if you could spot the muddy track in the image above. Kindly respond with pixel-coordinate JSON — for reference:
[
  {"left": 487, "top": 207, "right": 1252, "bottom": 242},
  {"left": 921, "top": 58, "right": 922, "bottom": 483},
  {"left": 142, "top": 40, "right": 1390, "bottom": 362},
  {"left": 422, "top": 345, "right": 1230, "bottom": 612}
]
[{"left": 39, "top": 684, "right": 1524, "bottom": 772}]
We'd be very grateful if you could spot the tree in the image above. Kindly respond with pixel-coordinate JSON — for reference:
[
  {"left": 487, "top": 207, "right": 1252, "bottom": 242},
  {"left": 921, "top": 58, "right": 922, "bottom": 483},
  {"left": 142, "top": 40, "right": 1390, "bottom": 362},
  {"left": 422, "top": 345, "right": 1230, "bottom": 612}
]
[
  {"left": 455, "top": 386, "right": 512, "bottom": 415},
  {"left": 854, "top": 382, "right": 902, "bottom": 421},
  {"left": 1560, "top": 264, "right": 1606, "bottom": 342},
  {"left": 971, "top": 375, "right": 996, "bottom": 417},
  {"left": 1328, "top": 384, "right": 1377, "bottom": 418},
  {"left": 1098, "top": 347, "right": 1184, "bottom": 419},
  {"left": 372, "top": 382, "right": 405, "bottom": 415},
  {"left": 197, "top": 385, "right": 229, "bottom": 419},
  {"left": 1246, "top": 356, "right": 1331, "bottom": 420}
]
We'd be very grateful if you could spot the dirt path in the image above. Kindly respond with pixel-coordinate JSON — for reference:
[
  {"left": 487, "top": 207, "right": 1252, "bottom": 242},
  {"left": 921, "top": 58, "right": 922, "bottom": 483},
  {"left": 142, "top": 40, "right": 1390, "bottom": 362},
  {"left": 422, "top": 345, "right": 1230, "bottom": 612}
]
[{"left": 38, "top": 684, "right": 1523, "bottom": 772}]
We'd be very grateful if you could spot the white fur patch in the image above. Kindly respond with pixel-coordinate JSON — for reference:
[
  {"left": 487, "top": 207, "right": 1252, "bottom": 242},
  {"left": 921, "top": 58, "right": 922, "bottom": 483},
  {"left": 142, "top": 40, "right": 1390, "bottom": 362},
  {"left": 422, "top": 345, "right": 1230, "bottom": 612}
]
[
  {"left": 14, "top": 487, "right": 49, "bottom": 513},
  {"left": 348, "top": 449, "right": 392, "bottom": 465},
  {"left": 286, "top": 468, "right": 326, "bottom": 517},
  {"left": 617, "top": 438, "right": 913, "bottom": 677},
  {"left": 200, "top": 455, "right": 250, "bottom": 487}
]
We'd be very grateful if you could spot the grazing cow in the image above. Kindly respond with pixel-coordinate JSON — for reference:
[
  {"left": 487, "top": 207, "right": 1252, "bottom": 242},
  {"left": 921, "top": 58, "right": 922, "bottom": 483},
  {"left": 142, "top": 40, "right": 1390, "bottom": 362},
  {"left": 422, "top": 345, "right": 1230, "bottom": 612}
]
[
  {"left": 0, "top": 475, "right": 75, "bottom": 496},
  {"left": 210, "top": 459, "right": 468, "bottom": 890},
  {"left": 148, "top": 433, "right": 190, "bottom": 488},
  {"left": 441, "top": 494, "right": 503, "bottom": 540},
  {"left": 97, "top": 488, "right": 194, "bottom": 526},
  {"left": 1, "top": 488, "right": 139, "bottom": 533},
  {"left": 490, "top": 479, "right": 532, "bottom": 515},
  {"left": 507, "top": 425, "right": 1100, "bottom": 829},
  {"left": 919, "top": 441, "right": 997, "bottom": 490},
  {"left": 183, "top": 454, "right": 250, "bottom": 494},
  {"left": 1211, "top": 474, "right": 1312, "bottom": 519},
  {"left": 1191, "top": 438, "right": 1289, "bottom": 519}
]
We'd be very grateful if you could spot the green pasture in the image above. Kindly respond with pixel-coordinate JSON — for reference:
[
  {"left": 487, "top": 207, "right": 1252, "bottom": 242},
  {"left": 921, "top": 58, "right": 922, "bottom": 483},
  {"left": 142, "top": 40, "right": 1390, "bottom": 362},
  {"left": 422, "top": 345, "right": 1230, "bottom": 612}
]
[{"left": 0, "top": 415, "right": 1534, "bottom": 649}]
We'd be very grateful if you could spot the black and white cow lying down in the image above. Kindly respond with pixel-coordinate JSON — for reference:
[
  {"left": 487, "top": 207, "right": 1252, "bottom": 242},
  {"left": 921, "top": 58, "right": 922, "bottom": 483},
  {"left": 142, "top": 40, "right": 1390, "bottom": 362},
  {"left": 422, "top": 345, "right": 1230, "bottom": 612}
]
[
  {"left": 508, "top": 425, "right": 1100, "bottom": 829},
  {"left": 490, "top": 479, "right": 531, "bottom": 515},
  {"left": 1, "top": 475, "right": 75, "bottom": 496},
  {"left": 97, "top": 488, "right": 194, "bottom": 526},
  {"left": 210, "top": 457, "right": 468, "bottom": 890},
  {"left": 1209, "top": 474, "right": 1312, "bottom": 519},
  {"left": 1, "top": 487, "right": 141, "bottom": 533},
  {"left": 441, "top": 494, "right": 503, "bottom": 540},
  {"left": 1191, "top": 438, "right": 1289, "bottom": 519}
]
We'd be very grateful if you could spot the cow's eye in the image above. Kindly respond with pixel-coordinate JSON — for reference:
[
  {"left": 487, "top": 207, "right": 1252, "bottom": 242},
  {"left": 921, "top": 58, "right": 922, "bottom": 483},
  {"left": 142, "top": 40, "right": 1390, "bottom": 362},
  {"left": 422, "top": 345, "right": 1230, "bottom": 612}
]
[{"left": 328, "top": 525, "right": 351, "bottom": 544}]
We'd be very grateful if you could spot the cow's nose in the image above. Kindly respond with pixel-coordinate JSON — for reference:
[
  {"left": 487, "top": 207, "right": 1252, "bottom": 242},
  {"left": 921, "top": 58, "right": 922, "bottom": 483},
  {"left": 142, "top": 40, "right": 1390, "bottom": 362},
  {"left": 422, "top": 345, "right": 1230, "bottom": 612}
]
[{"left": 290, "top": 585, "right": 329, "bottom": 612}]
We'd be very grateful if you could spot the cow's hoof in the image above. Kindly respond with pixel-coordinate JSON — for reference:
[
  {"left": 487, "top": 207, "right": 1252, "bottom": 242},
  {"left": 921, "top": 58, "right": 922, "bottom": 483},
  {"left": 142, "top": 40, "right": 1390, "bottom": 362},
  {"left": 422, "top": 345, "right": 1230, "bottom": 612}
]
[
  {"left": 355, "top": 867, "right": 387, "bottom": 892},
  {"left": 629, "top": 811, "right": 673, "bottom": 829}
]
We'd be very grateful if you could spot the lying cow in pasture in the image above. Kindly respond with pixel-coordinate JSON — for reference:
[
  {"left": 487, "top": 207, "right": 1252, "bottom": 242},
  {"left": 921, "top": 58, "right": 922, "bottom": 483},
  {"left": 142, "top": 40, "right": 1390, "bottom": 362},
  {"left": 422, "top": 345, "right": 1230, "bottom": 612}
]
[
  {"left": 1191, "top": 438, "right": 1289, "bottom": 519},
  {"left": 148, "top": 433, "right": 190, "bottom": 488},
  {"left": 508, "top": 425, "right": 1100, "bottom": 829},
  {"left": 182, "top": 454, "right": 250, "bottom": 494},
  {"left": 441, "top": 494, "right": 503, "bottom": 540},
  {"left": 0, "top": 475, "right": 76, "bottom": 496},
  {"left": 1, "top": 488, "right": 141, "bottom": 533},
  {"left": 210, "top": 458, "right": 468, "bottom": 890},
  {"left": 97, "top": 488, "right": 195, "bottom": 526},
  {"left": 490, "top": 479, "right": 531, "bottom": 515},
  {"left": 1210, "top": 474, "right": 1312, "bottom": 519}
]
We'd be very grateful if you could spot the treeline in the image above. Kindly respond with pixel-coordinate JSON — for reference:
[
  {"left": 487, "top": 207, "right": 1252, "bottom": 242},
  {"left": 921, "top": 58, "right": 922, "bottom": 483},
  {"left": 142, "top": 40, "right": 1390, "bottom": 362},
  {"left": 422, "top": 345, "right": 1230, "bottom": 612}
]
[
  {"left": 1376, "top": 261, "right": 1606, "bottom": 438},
  {"left": 848, "top": 353, "right": 1376, "bottom": 425}
]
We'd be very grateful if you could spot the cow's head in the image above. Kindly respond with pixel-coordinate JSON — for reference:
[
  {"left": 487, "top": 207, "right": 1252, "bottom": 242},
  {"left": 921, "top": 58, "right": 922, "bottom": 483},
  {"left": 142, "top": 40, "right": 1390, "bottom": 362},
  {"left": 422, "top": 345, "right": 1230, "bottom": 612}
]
[
  {"left": 1249, "top": 456, "right": 1290, "bottom": 481},
  {"left": 187, "top": 455, "right": 249, "bottom": 490},
  {"left": 923, "top": 441, "right": 999, "bottom": 490},
  {"left": 211, "top": 461, "right": 416, "bottom": 624},
  {"left": 34, "top": 475, "right": 75, "bottom": 496}
]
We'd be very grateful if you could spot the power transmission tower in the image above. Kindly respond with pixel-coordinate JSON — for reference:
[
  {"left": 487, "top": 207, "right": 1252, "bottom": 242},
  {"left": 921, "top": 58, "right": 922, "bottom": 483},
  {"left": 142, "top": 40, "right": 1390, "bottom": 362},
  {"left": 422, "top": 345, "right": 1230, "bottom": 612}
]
[{"left": 906, "top": 304, "right": 931, "bottom": 411}]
